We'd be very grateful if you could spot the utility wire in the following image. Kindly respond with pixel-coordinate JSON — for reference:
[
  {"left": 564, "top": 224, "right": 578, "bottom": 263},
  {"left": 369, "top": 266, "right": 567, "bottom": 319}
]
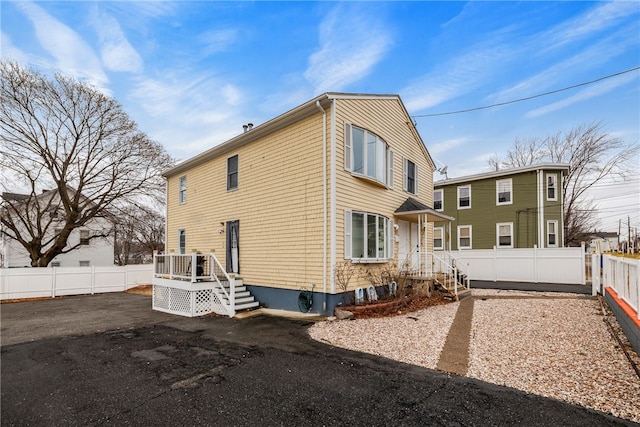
[{"left": 414, "top": 66, "right": 640, "bottom": 118}]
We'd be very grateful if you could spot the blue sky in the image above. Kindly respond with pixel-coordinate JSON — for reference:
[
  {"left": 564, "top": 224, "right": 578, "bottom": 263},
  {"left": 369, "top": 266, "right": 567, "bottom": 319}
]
[{"left": 2, "top": 1, "right": 639, "bottom": 233}]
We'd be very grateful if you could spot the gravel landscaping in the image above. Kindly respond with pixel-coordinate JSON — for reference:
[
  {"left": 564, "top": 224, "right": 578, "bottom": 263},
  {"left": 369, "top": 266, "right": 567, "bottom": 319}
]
[{"left": 308, "top": 289, "right": 640, "bottom": 423}]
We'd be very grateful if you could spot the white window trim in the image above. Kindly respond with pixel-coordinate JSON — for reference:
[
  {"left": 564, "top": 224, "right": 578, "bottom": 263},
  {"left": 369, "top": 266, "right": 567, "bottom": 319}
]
[
  {"left": 179, "top": 175, "right": 187, "bottom": 204},
  {"left": 547, "top": 220, "right": 559, "bottom": 248},
  {"left": 546, "top": 173, "right": 558, "bottom": 201},
  {"left": 344, "top": 210, "right": 392, "bottom": 262},
  {"left": 433, "top": 226, "right": 444, "bottom": 250},
  {"left": 403, "top": 157, "right": 419, "bottom": 195},
  {"left": 457, "top": 225, "right": 472, "bottom": 249},
  {"left": 227, "top": 155, "right": 239, "bottom": 191},
  {"left": 178, "top": 229, "right": 186, "bottom": 255},
  {"left": 496, "top": 178, "right": 513, "bottom": 206},
  {"left": 344, "top": 123, "right": 393, "bottom": 188},
  {"left": 434, "top": 189, "right": 443, "bottom": 212},
  {"left": 457, "top": 185, "right": 471, "bottom": 210},
  {"left": 496, "top": 222, "right": 514, "bottom": 248}
]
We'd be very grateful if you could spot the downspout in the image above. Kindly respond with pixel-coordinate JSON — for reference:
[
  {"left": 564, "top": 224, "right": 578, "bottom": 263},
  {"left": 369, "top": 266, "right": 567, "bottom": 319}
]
[
  {"left": 537, "top": 170, "right": 543, "bottom": 248},
  {"left": 315, "top": 100, "right": 327, "bottom": 311},
  {"left": 330, "top": 99, "right": 337, "bottom": 294}
]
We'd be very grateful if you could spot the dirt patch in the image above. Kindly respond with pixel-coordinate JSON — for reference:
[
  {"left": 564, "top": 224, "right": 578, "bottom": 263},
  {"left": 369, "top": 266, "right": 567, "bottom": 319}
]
[
  {"left": 336, "top": 291, "right": 454, "bottom": 319},
  {"left": 125, "top": 285, "right": 153, "bottom": 296},
  {"left": 1, "top": 296, "right": 57, "bottom": 304}
]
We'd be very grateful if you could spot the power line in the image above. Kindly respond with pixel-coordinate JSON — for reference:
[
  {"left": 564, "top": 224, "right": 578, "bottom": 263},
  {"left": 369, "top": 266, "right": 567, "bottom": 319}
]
[{"left": 413, "top": 66, "right": 640, "bottom": 118}]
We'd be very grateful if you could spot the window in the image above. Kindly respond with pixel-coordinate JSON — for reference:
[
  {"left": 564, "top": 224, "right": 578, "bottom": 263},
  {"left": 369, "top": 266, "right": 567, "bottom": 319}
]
[
  {"left": 344, "top": 211, "right": 393, "bottom": 261},
  {"left": 227, "top": 155, "right": 238, "bottom": 191},
  {"left": 178, "top": 229, "right": 186, "bottom": 254},
  {"left": 496, "top": 222, "right": 513, "bottom": 248},
  {"left": 80, "top": 230, "right": 90, "bottom": 245},
  {"left": 434, "top": 189, "right": 443, "bottom": 211},
  {"left": 344, "top": 124, "right": 393, "bottom": 187},
  {"left": 496, "top": 179, "right": 512, "bottom": 205},
  {"left": 547, "top": 174, "right": 557, "bottom": 201},
  {"left": 458, "top": 225, "right": 472, "bottom": 249},
  {"left": 79, "top": 260, "right": 90, "bottom": 267},
  {"left": 51, "top": 261, "right": 60, "bottom": 267},
  {"left": 403, "top": 158, "right": 418, "bottom": 195},
  {"left": 179, "top": 176, "right": 187, "bottom": 204},
  {"left": 433, "top": 227, "right": 444, "bottom": 250},
  {"left": 457, "top": 185, "right": 471, "bottom": 209},
  {"left": 547, "top": 220, "right": 558, "bottom": 247}
]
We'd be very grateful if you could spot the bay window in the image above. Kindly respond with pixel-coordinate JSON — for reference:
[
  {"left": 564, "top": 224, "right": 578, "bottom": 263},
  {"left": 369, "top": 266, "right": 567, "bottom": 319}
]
[{"left": 345, "top": 123, "right": 393, "bottom": 187}]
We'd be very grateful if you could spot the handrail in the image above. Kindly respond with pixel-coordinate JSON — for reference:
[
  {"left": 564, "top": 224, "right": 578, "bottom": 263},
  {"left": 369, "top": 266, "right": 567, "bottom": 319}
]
[{"left": 153, "top": 252, "right": 235, "bottom": 316}]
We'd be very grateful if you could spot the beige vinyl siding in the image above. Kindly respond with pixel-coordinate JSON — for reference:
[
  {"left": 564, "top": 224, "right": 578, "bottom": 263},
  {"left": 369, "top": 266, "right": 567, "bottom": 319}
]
[
  {"left": 166, "top": 113, "right": 327, "bottom": 291},
  {"left": 334, "top": 98, "right": 435, "bottom": 289}
]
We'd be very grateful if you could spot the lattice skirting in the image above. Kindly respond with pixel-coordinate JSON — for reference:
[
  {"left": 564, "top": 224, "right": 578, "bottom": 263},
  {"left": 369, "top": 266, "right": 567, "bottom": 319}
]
[{"left": 153, "top": 284, "right": 231, "bottom": 317}]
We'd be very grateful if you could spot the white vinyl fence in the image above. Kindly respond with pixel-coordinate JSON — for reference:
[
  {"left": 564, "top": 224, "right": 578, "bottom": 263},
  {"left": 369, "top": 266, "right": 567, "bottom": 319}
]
[
  {"left": 435, "top": 245, "right": 586, "bottom": 285},
  {"left": 593, "top": 254, "right": 639, "bottom": 319},
  {"left": 0, "top": 265, "right": 153, "bottom": 300}
]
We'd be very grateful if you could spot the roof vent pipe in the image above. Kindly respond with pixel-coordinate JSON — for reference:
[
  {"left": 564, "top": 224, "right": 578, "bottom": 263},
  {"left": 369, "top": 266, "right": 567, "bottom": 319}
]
[
  {"left": 243, "top": 124, "right": 248, "bottom": 133},
  {"left": 247, "top": 123, "right": 253, "bottom": 130}
]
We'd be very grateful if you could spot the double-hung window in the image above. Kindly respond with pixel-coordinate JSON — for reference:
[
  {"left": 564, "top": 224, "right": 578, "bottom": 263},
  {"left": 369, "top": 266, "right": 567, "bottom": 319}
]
[
  {"left": 496, "top": 222, "right": 513, "bottom": 248},
  {"left": 547, "top": 220, "right": 558, "bottom": 247},
  {"left": 403, "top": 158, "right": 418, "bottom": 195},
  {"left": 434, "top": 189, "right": 443, "bottom": 211},
  {"left": 344, "top": 124, "right": 393, "bottom": 187},
  {"left": 80, "top": 230, "right": 90, "bottom": 245},
  {"left": 457, "top": 185, "right": 471, "bottom": 209},
  {"left": 547, "top": 174, "right": 557, "bottom": 201},
  {"left": 178, "top": 229, "right": 186, "bottom": 254},
  {"left": 496, "top": 178, "right": 512, "bottom": 205},
  {"left": 458, "top": 225, "right": 472, "bottom": 249},
  {"left": 344, "top": 211, "right": 393, "bottom": 261},
  {"left": 433, "top": 227, "right": 444, "bottom": 250},
  {"left": 179, "top": 176, "right": 187, "bottom": 204},
  {"left": 227, "top": 155, "right": 238, "bottom": 191}
]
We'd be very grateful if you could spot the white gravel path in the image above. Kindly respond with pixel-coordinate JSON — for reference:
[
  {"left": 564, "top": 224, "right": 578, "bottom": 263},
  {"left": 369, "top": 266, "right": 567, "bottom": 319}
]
[{"left": 308, "top": 289, "right": 640, "bottom": 423}]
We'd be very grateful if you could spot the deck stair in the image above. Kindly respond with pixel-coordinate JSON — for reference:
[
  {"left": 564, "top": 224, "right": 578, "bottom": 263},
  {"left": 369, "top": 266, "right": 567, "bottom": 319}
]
[{"left": 219, "top": 278, "right": 259, "bottom": 311}]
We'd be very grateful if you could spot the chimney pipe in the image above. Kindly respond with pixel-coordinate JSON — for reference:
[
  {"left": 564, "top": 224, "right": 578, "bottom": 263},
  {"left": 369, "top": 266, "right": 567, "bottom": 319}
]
[
  {"left": 247, "top": 123, "right": 253, "bottom": 130},
  {"left": 243, "top": 124, "right": 248, "bottom": 133}
]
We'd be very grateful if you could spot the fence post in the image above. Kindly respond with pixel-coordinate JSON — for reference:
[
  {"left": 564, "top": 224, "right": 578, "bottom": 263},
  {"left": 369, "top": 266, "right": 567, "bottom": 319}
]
[
  {"left": 591, "top": 254, "right": 599, "bottom": 296},
  {"left": 580, "top": 242, "right": 586, "bottom": 285},
  {"left": 169, "top": 253, "right": 174, "bottom": 280},
  {"left": 191, "top": 251, "right": 197, "bottom": 283},
  {"left": 493, "top": 246, "right": 497, "bottom": 282},
  {"left": 52, "top": 266, "right": 56, "bottom": 298},
  {"left": 533, "top": 245, "right": 538, "bottom": 283},
  {"left": 91, "top": 265, "right": 96, "bottom": 294}
]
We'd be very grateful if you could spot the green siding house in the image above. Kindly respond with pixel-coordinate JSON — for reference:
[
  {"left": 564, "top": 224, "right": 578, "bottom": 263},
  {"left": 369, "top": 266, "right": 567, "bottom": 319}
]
[{"left": 433, "top": 163, "right": 569, "bottom": 250}]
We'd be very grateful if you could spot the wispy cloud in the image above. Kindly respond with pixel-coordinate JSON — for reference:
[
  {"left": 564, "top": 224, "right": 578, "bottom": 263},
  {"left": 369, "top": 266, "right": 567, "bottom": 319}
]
[
  {"left": 304, "top": 3, "right": 392, "bottom": 93},
  {"left": 427, "top": 138, "right": 468, "bottom": 157},
  {"left": 540, "top": 2, "right": 639, "bottom": 52},
  {"left": 92, "top": 10, "right": 143, "bottom": 73},
  {"left": 402, "top": 43, "right": 512, "bottom": 112},
  {"left": 130, "top": 72, "right": 246, "bottom": 157},
  {"left": 525, "top": 73, "right": 638, "bottom": 118},
  {"left": 199, "top": 29, "right": 238, "bottom": 57},
  {"left": 15, "top": 1, "right": 107, "bottom": 88}
]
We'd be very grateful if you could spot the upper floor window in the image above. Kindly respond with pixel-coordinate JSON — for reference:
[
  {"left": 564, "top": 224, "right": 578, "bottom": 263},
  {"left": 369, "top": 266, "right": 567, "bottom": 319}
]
[
  {"left": 227, "top": 155, "right": 238, "bottom": 191},
  {"left": 344, "top": 210, "right": 393, "bottom": 262},
  {"left": 178, "top": 229, "right": 186, "bottom": 254},
  {"left": 344, "top": 123, "right": 393, "bottom": 187},
  {"left": 496, "top": 178, "right": 512, "bottom": 205},
  {"left": 458, "top": 225, "right": 472, "bottom": 249},
  {"left": 179, "top": 176, "right": 187, "bottom": 204},
  {"left": 457, "top": 185, "right": 471, "bottom": 209},
  {"left": 546, "top": 174, "right": 557, "bottom": 201},
  {"left": 80, "top": 230, "right": 90, "bottom": 245},
  {"left": 497, "top": 222, "right": 513, "bottom": 248},
  {"left": 547, "top": 220, "right": 558, "bottom": 247},
  {"left": 79, "top": 260, "right": 90, "bottom": 267},
  {"left": 403, "top": 158, "right": 418, "bottom": 195},
  {"left": 433, "top": 227, "right": 444, "bottom": 250},
  {"left": 434, "top": 189, "right": 443, "bottom": 211}
]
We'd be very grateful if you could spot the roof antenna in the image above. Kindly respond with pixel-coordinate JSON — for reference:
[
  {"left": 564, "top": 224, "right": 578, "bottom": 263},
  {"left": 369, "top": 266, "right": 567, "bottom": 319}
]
[{"left": 438, "top": 166, "right": 448, "bottom": 179}]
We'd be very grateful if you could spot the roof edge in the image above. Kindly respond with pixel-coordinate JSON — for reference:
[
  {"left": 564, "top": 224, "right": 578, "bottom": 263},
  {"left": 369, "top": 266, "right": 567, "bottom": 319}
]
[{"left": 434, "top": 163, "right": 570, "bottom": 186}]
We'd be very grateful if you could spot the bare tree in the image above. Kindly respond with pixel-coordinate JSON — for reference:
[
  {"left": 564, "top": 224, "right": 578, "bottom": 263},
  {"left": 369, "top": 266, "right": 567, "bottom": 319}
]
[
  {"left": 0, "top": 60, "right": 174, "bottom": 266},
  {"left": 114, "top": 204, "right": 165, "bottom": 265},
  {"left": 488, "top": 122, "right": 639, "bottom": 246}
]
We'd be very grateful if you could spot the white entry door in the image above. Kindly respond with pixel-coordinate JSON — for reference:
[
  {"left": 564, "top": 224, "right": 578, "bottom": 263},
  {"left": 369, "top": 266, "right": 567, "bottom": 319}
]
[{"left": 398, "top": 220, "right": 419, "bottom": 271}]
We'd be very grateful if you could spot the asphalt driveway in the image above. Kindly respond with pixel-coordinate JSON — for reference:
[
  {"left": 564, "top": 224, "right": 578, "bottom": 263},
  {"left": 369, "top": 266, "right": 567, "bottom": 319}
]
[{"left": 1, "top": 293, "right": 635, "bottom": 426}]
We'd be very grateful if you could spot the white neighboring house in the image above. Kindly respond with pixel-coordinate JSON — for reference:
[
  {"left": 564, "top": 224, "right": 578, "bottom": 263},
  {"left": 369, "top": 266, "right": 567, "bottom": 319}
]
[{"left": 0, "top": 190, "right": 114, "bottom": 268}]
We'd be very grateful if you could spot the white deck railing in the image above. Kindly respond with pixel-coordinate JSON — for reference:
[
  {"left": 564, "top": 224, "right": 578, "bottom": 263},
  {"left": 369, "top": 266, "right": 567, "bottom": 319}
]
[
  {"left": 153, "top": 253, "right": 235, "bottom": 317},
  {"left": 599, "top": 254, "right": 639, "bottom": 320}
]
